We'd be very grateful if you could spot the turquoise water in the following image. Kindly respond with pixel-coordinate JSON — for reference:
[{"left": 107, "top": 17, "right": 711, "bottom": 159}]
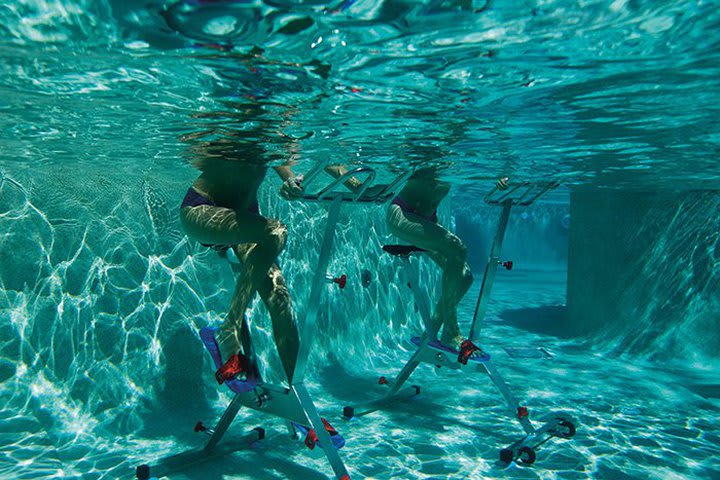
[{"left": 1, "top": 1, "right": 719, "bottom": 479}]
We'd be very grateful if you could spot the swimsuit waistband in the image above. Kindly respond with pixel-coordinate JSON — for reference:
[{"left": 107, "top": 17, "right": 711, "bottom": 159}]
[
  {"left": 180, "top": 188, "right": 260, "bottom": 214},
  {"left": 391, "top": 196, "right": 438, "bottom": 223},
  {"left": 181, "top": 187, "right": 216, "bottom": 208}
]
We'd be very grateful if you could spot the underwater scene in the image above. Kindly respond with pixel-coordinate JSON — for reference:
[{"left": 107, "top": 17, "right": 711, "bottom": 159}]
[{"left": 1, "top": 0, "right": 719, "bottom": 479}]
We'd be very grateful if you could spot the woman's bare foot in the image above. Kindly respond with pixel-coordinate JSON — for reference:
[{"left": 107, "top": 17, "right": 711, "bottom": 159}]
[{"left": 440, "top": 333, "right": 465, "bottom": 350}]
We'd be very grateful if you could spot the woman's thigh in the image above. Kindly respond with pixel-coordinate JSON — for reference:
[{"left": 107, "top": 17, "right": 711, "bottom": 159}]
[
  {"left": 181, "top": 205, "right": 280, "bottom": 246},
  {"left": 386, "top": 204, "right": 466, "bottom": 263}
]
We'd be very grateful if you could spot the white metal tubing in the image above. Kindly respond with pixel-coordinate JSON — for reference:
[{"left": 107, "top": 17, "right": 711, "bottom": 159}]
[
  {"left": 344, "top": 166, "right": 379, "bottom": 201},
  {"left": 484, "top": 182, "right": 528, "bottom": 204},
  {"left": 386, "top": 257, "right": 437, "bottom": 396},
  {"left": 519, "top": 181, "right": 560, "bottom": 206},
  {"left": 300, "top": 164, "right": 413, "bottom": 204},
  {"left": 293, "top": 384, "right": 351, "bottom": 479},
  {"left": 468, "top": 201, "right": 512, "bottom": 342},
  {"left": 293, "top": 197, "right": 342, "bottom": 383},
  {"left": 485, "top": 180, "right": 559, "bottom": 206},
  {"left": 386, "top": 348, "right": 423, "bottom": 397},
  {"left": 204, "top": 393, "right": 246, "bottom": 452},
  {"left": 302, "top": 159, "right": 330, "bottom": 188},
  {"left": 378, "top": 170, "right": 413, "bottom": 201},
  {"left": 146, "top": 429, "right": 263, "bottom": 479},
  {"left": 347, "top": 386, "right": 420, "bottom": 419},
  {"left": 317, "top": 166, "right": 376, "bottom": 201},
  {"left": 480, "top": 361, "right": 535, "bottom": 435}
]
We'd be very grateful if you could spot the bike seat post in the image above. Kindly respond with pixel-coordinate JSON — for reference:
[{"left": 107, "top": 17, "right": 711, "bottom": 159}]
[{"left": 386, "top": 246, "right": 439, "bottom": 341}]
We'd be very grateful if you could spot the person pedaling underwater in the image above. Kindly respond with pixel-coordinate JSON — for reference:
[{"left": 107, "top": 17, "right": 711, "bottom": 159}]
[
  {"left": 179, "top": 145, "right": 305, "bottom": 387},
  {"left": 180, "top": 154, "right": 348, "bottom": 450},
  {"left": 324, "top": 163, "right": 508, "bottom": 359},
  {"left": 388, "top": 171, "right": 509, "bottom": 359}
]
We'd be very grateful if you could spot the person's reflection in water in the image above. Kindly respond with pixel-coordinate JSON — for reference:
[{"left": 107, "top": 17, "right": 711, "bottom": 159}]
[{"left": 179, "top": 112, "right": 305, "bottom": 385}]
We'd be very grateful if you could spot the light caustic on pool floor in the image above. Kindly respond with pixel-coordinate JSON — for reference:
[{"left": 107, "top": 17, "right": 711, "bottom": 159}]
[{"left": 134, "top": 274, "right": 720, "bottom": 480}]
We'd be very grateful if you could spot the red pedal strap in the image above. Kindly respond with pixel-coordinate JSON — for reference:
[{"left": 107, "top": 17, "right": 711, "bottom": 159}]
[
  {"left": 322, "top": 418, "right": 338, "bottom": 436},
  {"left": 215, "top": 353, "right": 249, "bottom": 385},
  {"left": 304, "top": 418, "right": 338, "bottom": 450},
  {"left": 305, "top": 430, "right": 319, "bottom": 449},
  {"left": 458, "top": 340, "right": 480, "bottom": 365}
]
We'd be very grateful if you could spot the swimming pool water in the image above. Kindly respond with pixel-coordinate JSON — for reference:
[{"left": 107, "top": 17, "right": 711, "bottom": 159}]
[{"left": 1, "top": 1, "right": 719, "bottom": 479}]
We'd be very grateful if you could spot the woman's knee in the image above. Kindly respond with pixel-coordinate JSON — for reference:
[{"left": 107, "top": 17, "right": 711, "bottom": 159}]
[
  {"left": 179, "top": 206, "right": 204, "bottom": 239},
  {"left": 385, "top": 206, "right": 406, "bottom": 237},
  {"left": 263, "top": 270, "right": 291, "bottom": 306},
  {"left": 444, "top": 236, "right": 468, "bottom": 266},
  {"left": 460, "top": 266, "right": 473, "bottom": 292},
  {"left": 266, "top": 220, "right": 288, "bottom": 253}
]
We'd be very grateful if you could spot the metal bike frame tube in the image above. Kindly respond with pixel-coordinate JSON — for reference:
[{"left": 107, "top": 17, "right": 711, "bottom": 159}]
[
  {"left": 293, "top": 384, "right": 351, "bottom": 479},
  {"left": 302, "top": 159, "right": 330, "bottom": 188},
  {"left": 406, "top": 257, "right": 438, "bottom": 338},
  {"left": 346, "top": 386, "right": 420, "bottom": 419},
  {"left": 148, "top": 429, "right": 263, "bottom": 479},
  {"left": 484, "top": 182, "right": 527, "bottom": 204},
  {"left": 468, "top": 201, "right": 512, "bottom": 342},
  {"left": 380, "top": 170, "right": 413, "bottom": 200},
  {"left": 317, "top": 167, "right": 376, "bottom": 201},
  {"left": 285, "top": 420, "right": 298, "bottom": 438},
  {"left": 480, "top": 361, "right": 535, "bottom": 435},
  {"left": 386, "top": 257, "right": 437, "bottom": 396},
  {"left": 386, "top": 349, "right": 421, "bottom": 397},
  {"left": 204, "top": 393, "right": 246, "bottom": 452},
  {"left": 294, "top": 197, "right": 342, "bottom": 382},
  {"left": 519, "top": 181, "right": 560, "bottom": 206}
]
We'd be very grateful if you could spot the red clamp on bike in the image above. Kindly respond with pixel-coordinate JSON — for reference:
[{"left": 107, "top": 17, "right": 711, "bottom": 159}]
[
  {"left": 517, "top": 406, "right": 529, "bottom": 419},
  {"left": 326, "top": 274, "right": 347, "bottom": 289},
  {"left": 194, "top": 421, "right": 206, "bottom": 433},
  {"left": 304, "top": 418, "right": 338, "bottom": 450},
  {"left": 378, "top": 376, "right": 388, "bottom": 385},
  {"left": 458, "top": 340, "right": 481, "bottom": 365},
  {"left": 334, "top": 274, "right": 347, "bottom": 289},
  {"left": 215, "top": 353, "right": 249, "bottom": 385},
  {"left": 499, "top": 260, "right": 513, "bottom": 270}
]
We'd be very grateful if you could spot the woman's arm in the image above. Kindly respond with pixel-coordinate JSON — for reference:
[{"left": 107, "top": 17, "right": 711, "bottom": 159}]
[
  {"left": 273, "top": 164, "right": 298, "bottom": 182},
  {"left": 274, "top": 163, "right": 304, "bottom": 200}
]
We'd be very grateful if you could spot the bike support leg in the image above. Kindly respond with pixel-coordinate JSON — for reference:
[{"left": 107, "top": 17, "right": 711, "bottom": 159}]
[
  {"left": 479, "top": 361, "right": 535, "bottom": 434},
  {"left": 386, "top": 257, "right": 438, "bottom": 397},
  {"left": 294, "top": 197, "right": 342, "bottom": 383},
  {"left": 204, "top": 393, "right": 245, "bottom": 452},
  {"left": 294, "top": 384, "right": 351, "bottom": 479}
]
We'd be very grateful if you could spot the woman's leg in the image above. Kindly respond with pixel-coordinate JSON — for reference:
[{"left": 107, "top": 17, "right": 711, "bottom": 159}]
[
  {"left": 181, "top": 205, "right": 288, "bottom": 360},
  {"left": 386, "top": 205, "right": 473, "bottom": 346},
  {"left": 233, "top": 244, "right": 299, "bottom": 384}
]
